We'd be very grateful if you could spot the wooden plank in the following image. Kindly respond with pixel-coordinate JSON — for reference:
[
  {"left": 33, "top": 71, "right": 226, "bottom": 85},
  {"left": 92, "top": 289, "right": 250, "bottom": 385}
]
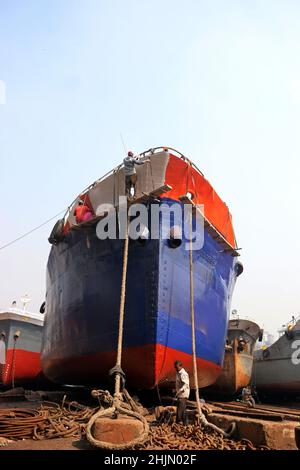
[{"left": 179, "top": 194, "right": 240, "bottom": 256}]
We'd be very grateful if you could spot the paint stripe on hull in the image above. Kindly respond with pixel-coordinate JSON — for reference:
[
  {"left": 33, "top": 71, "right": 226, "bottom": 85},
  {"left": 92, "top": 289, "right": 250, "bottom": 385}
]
[
  {"left": 41, "top": 343, "right": 221, "bottom": 389},
  {"left": 1, "top": 349, "right": 42, "bottom": 386}
]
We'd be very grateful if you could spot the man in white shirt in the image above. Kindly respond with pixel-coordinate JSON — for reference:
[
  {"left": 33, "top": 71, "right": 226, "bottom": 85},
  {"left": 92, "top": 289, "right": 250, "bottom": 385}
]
[{"left": 174, "top": 360, "right": 190, "bottom": 425}]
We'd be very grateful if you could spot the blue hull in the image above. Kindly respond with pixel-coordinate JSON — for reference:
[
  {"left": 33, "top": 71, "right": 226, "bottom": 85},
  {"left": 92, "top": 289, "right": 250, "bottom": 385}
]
[{"left": 41, "top": 199, "right": 239, "bottom": 389}]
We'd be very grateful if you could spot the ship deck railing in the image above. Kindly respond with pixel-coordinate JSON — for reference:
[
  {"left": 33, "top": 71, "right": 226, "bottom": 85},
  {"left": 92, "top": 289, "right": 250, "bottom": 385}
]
[
  {"left": 63, "top": 147, "right": 205, "bottom": 227},
  {"left": 72, "top": 187, "right": 239, "bottom": 257}
]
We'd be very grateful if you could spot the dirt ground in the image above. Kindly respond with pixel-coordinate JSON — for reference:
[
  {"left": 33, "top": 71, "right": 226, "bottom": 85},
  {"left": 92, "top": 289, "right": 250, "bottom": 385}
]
[{"left": 1, "top": 436, "right": 94, "bottom": 451}]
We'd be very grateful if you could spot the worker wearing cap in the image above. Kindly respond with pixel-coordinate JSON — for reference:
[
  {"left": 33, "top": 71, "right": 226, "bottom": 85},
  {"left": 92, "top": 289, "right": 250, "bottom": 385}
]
[
  {"left": 174, "top": 360, "right": 190, "bottom": 425},
  {"left": 123, "top": 151, "right": 150, "bottom": 198}
]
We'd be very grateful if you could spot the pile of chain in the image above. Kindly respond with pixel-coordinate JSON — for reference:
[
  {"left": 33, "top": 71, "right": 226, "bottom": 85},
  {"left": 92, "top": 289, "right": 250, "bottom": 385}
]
[
  {"left": 0, "top": 400, "right": 97, "bottom": 441},
  {"left": 135, "top": 423, "right": 271, "bottom": 451}
]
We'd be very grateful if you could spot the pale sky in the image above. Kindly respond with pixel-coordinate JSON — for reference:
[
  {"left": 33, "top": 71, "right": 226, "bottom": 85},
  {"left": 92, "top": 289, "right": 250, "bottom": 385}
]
[{"left": 0, "top": 0, "right": 300, "bottom": 337}]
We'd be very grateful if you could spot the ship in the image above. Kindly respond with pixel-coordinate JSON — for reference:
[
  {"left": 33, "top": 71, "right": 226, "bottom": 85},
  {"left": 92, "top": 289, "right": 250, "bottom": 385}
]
[
  {"left": 253, "top": 317, "right": 300, "bottom": 396},
  {"left": 41, "top": 147, "right": 243, "bottom": 389},
  {"left": 0, "top": 306, "right": 44, "bottom": 387},
  {"left": 202, "top": 318, "right": 262, "bottom": 396}
]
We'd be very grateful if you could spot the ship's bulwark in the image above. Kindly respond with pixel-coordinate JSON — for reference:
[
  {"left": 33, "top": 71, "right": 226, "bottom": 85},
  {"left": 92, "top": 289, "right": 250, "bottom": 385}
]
[{"left": 42, "top": 199, "right": 239, "bottom": 389}]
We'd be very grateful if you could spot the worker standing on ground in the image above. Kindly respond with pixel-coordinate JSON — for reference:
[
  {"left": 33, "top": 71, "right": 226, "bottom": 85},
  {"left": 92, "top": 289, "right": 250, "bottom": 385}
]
[
  {"left": 174, "top": 360, "right": 190, "bottom": 425},
  {"left": 241, "top": 385, "right": 255, "bottom": 407},
  {"left": 123, "top": 151, "right": 150, "bottom": 199}
]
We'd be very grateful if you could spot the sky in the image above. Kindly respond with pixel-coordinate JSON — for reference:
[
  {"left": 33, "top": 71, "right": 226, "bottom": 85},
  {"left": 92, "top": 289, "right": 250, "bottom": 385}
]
[{"left": 0, "top": 0, "right": 300, "bottom": 337}]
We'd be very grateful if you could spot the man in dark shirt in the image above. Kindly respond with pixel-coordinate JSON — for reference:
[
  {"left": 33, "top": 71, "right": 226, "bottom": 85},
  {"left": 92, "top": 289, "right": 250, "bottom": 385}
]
[{"left": 123, "top": 151, "right": 149, "bottom": 198}]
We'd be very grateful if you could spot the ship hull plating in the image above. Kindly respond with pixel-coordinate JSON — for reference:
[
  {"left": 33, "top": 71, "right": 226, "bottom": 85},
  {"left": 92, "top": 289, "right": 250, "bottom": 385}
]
[
  {"left": 0, "top": 316, "right": 43, "bottom": 386},
  {"left": 42, "top": 199, "right": 239, "bottom": 389},
  {"left": 202, "top": 320, "right": 261, "bottom": 396},
  {"left": 253, "top": 324, "right": 300, "bottom": 395}
]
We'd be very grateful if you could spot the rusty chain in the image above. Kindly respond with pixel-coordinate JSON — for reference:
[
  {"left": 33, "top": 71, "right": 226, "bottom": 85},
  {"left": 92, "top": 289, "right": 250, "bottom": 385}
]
[
  {"left": 0, "top": 402, "right": 271, "bottom": 450},
  {"left": 134, "top": 423, "right": 271, "bottom": 451}
]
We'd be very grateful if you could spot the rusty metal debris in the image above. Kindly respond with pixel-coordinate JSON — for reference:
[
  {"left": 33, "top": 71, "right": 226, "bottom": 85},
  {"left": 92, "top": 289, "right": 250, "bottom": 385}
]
[
  {"left": 0, "top": 401, "right": 97, "bottom": 440},
  {"left": 134, "top": 423, "right": 271, "bottom": 451},
  {"left": 0, "top": 398, "right": 272, "bottom": 450}
]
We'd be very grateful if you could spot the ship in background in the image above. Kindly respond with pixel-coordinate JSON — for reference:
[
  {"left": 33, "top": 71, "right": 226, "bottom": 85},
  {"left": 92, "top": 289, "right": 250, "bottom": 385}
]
[
  {"left": 41, "top": 147, "right": 243, "bottom": 389},
  {"left": 253, "top": 316, "right": 300, "bottom": 396},
  {"left": 0, "top": 298, "right": 44, "bottom": 387},
  {"left": 203, "top": 318, "right": 262, "bottom": 397}
]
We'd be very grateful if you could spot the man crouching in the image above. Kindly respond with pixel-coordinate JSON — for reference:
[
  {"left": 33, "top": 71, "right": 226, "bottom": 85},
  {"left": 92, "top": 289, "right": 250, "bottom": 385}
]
[{"left": 174, "top": 360, "right": 190, "bottom": 425}]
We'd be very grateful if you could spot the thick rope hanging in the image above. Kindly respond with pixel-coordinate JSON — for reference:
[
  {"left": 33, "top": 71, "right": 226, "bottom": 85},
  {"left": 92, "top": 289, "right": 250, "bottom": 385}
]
[
  {"left": 86, "top": 211, "right": 149, "bottom": 449},
  {"left": 188, "top": 200, "right": 235, "bottom": 438},
  {"left": 0, "top": 209, "right": 66, "bottom": 251},
  {"left": 114, "top": 213, "right": 130, "bottom": 400}
]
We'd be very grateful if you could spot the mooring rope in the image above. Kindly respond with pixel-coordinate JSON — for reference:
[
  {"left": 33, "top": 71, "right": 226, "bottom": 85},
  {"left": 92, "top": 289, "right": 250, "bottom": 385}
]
[
  {"left": 86, "top": 212, "right": 149, "bottom": 449},
  {"left": 114, "top": 213, "right": 129, "bottom": 399},
  {"left": 187, "top": 197, "right": 235, "bottom": 438}
]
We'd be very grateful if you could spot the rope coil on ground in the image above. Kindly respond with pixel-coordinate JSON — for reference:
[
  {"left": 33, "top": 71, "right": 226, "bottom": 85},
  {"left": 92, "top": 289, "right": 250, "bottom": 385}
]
[{"left": 86, "top": 405, "right": 149, "bottom": 450}]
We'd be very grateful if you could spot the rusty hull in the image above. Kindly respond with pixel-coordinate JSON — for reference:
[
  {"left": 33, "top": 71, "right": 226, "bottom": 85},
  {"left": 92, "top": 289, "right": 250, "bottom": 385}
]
[
  {"left": 210, "top": 343, "right": 253, "bottom": 394},
  {"left": 203, "top": 319, "right": 262, "bottom": 396}
]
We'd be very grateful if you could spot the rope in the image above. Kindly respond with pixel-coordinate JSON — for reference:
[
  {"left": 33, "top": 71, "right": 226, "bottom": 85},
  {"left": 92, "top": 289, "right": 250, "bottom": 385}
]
[
  {"left": 86, "top": 210, "right": 149, "bottom": 449},
  {"left": 0, "top": 209, "right": 66, "bottom": 251},
  {"left": 86, "top": 405, "right": 149, "bottom": 450},
  {"left": 188, "top": 207, "right": 235, "bottom": 438},
  {"left": 114, "top": 213, "right": 129, "bottom": 398}
]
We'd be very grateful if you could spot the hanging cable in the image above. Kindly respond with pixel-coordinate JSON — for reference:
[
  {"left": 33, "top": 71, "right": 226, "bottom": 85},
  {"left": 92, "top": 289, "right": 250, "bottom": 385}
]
[
  {"left": 86, "top": 211, "right": 149, "bottom": 450},
  {"left": 188, "top": 203, "right": 235, "bottom": 438},
  {"left": 0, "top": 209, "right": 66, "bottom": 252}
]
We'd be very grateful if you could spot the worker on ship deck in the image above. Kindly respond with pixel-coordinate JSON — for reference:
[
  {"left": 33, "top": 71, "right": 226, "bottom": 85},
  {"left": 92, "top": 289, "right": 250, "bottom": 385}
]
[
  {"left": 174, "top": 360, "right": 190, "bottom": 425},
  {"left": 74, "top": 199, "right": 93, "bottom": 224},
  {"left": 123, "top": 151, "right": 150, "bottom": 199}
]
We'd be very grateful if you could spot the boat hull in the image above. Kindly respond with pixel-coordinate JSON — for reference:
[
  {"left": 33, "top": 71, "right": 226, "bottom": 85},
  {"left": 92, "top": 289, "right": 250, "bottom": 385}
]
[
  {"left": 203, "top": 351, "right": 253, "bottom": 396},
  {"left": 42, "top": 199, "right": 239, "bottom": 389},
  {"left": 202, "top": 320, "right": 261, "bottom": 396},
  {"left": 253, "top": 325, "right": 300, "bottom": 395},
  {"left": 0, "top": 317, "right": 43, "bottom": 386}
]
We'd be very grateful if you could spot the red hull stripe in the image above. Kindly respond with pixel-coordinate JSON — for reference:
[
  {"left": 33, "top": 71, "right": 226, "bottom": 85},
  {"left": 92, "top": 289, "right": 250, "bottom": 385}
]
[
  {"left": 42, "top": 344, "right": 221, "bottom": 389},
  {"left": 1, "top": 349, "right": 42, "bottom": 386},
  {"left": 155, "top": 343, "right": 221, "bottom": 388}
]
